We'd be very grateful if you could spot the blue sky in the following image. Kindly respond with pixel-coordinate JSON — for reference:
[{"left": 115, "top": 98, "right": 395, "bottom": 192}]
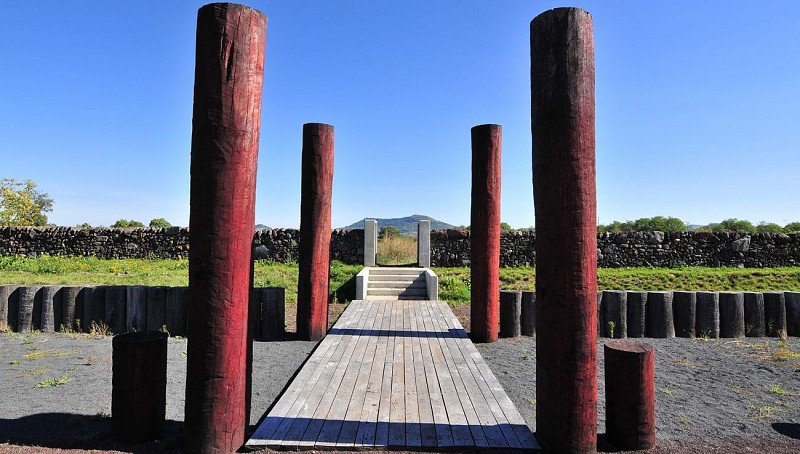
[{"left": 2, "top": 1, "right": 799, "bottom": 229}]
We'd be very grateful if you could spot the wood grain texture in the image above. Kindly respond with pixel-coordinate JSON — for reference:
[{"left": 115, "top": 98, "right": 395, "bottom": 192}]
[
  {"left": 743, "top": 292, "right": 765, "bottom": 337},
  {"left": 247, "top": 300, "right": 539, "bottom": 451},
  {"left": 719, "top": 292, "right": 745, "bottom": 338},
  {"left": 672, "top": 291, "right": 696, "bottom": 338},
  {"left": 763, "top": 292, "right": 787, "bottom": 338},
  {"left": 297, "top": 123, "right": 334, "bottom": 341},
  {"left": 470, "top": 124, "right": 502, "bottom": 343},
  {"left": 112, "top": 331, "right": 168, "bottom": 444},
  {"left": 604, "top": 340, "right": 656, "bottom": 450},
  {"left": 185, "top": 3, "right": 266, "bottom": 453},
  {"left": 531, "top": 7, "right": 597, "bottom": 453},
  {"left": 695, "top": 292, "right": 720, "bottom": 338}
]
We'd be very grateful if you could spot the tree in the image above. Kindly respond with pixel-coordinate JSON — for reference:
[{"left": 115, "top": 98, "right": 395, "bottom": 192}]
[
  {"left": 149, "top": 218, "right": 172, "bottom": 228},
  {"left": 756, "top": 222, "right": 784, "bottom": 234},
  {"left": 379, "top": 226, "right": 401, "bottom": 239},
  {"left": 76, "top": 222, "right": 92, "bottom": 228},
  {"left": 598, "top": 216, "right": 686, "bottom": 233},
  {"left": 713, "top": 218, "right": 755, "bottom": 233},
  {"left": 112, "top": 219, "right": 145, "bottom": 228},
  {"left": 785, "top": 222, "right": 800, "bottom": 233},
  {"left": 500, "top": 222, "right": 512, "bottom": 232},
  {"left": 0, "top": 178, "right": 53, "bottom": 226}
]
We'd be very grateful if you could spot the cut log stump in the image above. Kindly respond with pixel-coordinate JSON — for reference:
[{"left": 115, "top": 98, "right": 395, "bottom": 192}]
[
  {"left": 672, "top": 291, "right": 696, "bottom": 338},
  {"left": 604, "top": 340, "right": 656, "bottom": 450},
  {"left": 695, "top": 292, "right": 719, "bottom": 339},
  {"left": 626, "top": 291, "right": 647, "bottom": 338},
  {"left": 743, "top": 292, "right": 765, "bottom": 337},
  {"left": 521, "top": 290, "right": 536, "bottom": 337},
  {"left": 646, "top": 291, "right": 674, "bottom": 338},
  {"left": 764, "top": 292, "right": 787, "bottom": 338},
  {"left": 112, "top": 331, "right": 167, "bottom": 444},
  {"left": 785, "top": 292, "right": 800, "bottom": 337},
  {"left": 602, "top": 290, "right": 627, "bottom": 338},
  {"left": 499, "top": 290, "right": 521, "bottom": 338},
  {"left": 719, "top": 292, "right": 745, "bottom": 338}
]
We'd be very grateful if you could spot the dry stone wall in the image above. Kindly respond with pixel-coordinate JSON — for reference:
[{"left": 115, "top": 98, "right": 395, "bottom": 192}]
[
  {"left": 0, "top": 227, "right": 364, "bottom": 265},
  {"left": 2, "top": 227, "right": 800, "bottom": 268},
  {"left": 431, "top": 229, "right": 800, "bottom": 268}
]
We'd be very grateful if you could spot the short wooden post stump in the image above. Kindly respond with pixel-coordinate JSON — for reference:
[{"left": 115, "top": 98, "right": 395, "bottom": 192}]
[
  {"left": 604, "top": 340, "right": 655, "bottom": 450},
  {"left": 112, "top": 331, "right": 168, "bottom": 444},
  {"left": 499, "top": 290, "right": 521, "bottom": 338}
]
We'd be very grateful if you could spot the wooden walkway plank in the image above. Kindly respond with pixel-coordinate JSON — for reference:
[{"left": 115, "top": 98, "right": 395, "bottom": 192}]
[
  {"left": 435, "top": 301, "right": 540, "bottom": 449},
  {"left": 417, "top": 299, "right": 455, "bottom": 448},
  {"left": 248, "top": 300, "right": 364, "bottom": 444},
  {"left": 247, "top": 297, "right": 538, "bottom": 451}
]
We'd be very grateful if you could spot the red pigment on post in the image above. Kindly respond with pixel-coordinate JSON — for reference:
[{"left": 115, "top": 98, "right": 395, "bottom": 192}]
[
  {"left": 531, "top": 7, "right": 598, "bottom": 453},
  {"left": 297, "top": 123, "right": 334, "bottom": 341},
  {"left": 184, "top": 4, "right": 266, "bottom": 453},
  {"left": 470, "top": 124, "right": 502, "bottom": 343}
]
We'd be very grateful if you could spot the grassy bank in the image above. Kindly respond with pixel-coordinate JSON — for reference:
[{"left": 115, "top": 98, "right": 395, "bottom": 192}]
[{"left": 1, "top": 256, "right": 799, "bottom": 306}]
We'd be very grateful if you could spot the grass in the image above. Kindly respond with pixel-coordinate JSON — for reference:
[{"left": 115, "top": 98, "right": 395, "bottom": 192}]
[
  {"left": 376, "top": 235, "right": 418, "bottom": 265},
  {"left": 35, "top": 373, "right": 71, "bottom": 388},
  {"left": 2, "top": 256, "right": 800, "bottom": 306}
]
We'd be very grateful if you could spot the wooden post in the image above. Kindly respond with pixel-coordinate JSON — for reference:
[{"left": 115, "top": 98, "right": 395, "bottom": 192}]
[
  {"left": 719, "top": 292, "right": 745, "bottom": 338},
  {"left": 297, "top": 123, "right": 334, "bottom": 341},
  {"left": 672, "top": 291, "right": 696, "bottom": 338},
  {"left": 785, "top": 292, "right": 800, "bottom": 337},
  {"left": 146, "top": 286, "right": 167, "bottom": 332},
  {"left": 531, "top": 8, "right": 597, "bottom": 452},
  {"left": 61, "top": 286, "right": 81, "bottom": 332},
  {"left": 105, "top": 286, "right": 127, "bottom": 335},
  {"left": 40, "top": 286, "right": 62, "bottom": 333},
  {"left": 0, "top": 285, "right": 18, "bottom": 331},
  {"left": 499, "top": 290, "right": 521, "bottom": 338},
  {"left": 126, "top": 286, "right": 147, "bottom": 332},
  {"left": 604, "top": 340, "right": 656, "bottom": 450},
  {"left": 185, "top": 4, "right": 266, "bottom": 453},
  {"left": 603, "top": 290, "right": 627, "bottom": 338},
  {"left": 18, "top": 286, "right": 41, "bottom": 333},
  {"left": 521, "top": 290, "right": 536, "bottom": 337},
  {"left": 626, "top": 291, "right": 647, "bottom": 338},
  {"left": 470, "top": 124, "right": 502, "bottom": 343},
  {"left": 763, "top": 292, "right": 787, "bottom": 338},
  {"left": 646, "top": 291, "right": 674, "bottom": 338},
  {"left": 743, "top": 292, "right": 765, "bottom": 337},
  {"left": 695, "top": 292, "right": 719, "bottom": 338},
  {"left": 112, "top": 331, "right": 168, "bottom": 443},
  {"left": 166, "top": 287, "right": 188, "bottom": 337}
]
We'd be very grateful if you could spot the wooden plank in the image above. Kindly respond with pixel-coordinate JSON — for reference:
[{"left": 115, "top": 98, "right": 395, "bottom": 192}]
[
  {"left": 421, "top": 301, "right": 473, "bottom": 447},
  {"left": 354, "top": 300, "right": 391, "bottom": 447},
  {"left": 249, "top": 299, "right": 365, "bottom": 446},
  {"left": 417, "top": 300, "right": 454, "bottom": 448},
  {"left": 374, "top": 300, "right": 396, "bottom": 447},
  {"left": 328, "top": 300, "right": 385, "bottom": 448},
  {"left": 435, "top": 301, "right": 539, "bottom": 449},
  {"left": 387, "top": 300, "right": 406, "bottom": 447},
  {"left": 403, "top": 301, "right": 423, "bottom": 447},
  {"left": 410, "top": 301, "right": 437, "bottom": 447},
  {"left": 301, "top": 300, "right": 378, "bottom": 448},
  {"left": 427, "top": 301, "right": 491, "bottom": 448}
]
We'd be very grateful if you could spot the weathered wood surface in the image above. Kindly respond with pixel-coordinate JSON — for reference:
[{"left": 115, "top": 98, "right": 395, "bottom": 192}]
[
  {"left": 646, "top": 291, "right": 674, "bottom": 338},
  {"left": 470, "top": 124, "right": 502, "bottom": 343},
  {"left": 696, "top": 292, "right": 720, "bottom": 338},
  {"left": 297, "top": 123, "right": 334, "bottom": 341},
  {"left": 112, "top": 331, "right": 168, "bottom": 443},
  {"left": 763, "top": 292, "right": 787, "bottom": 338},
  {"left": 40, "top": 285, "right": 62, "bottom": 333},
  {"left": 672, "top": 291, "right": 696, "bottom": 338},
  {"left": 626, "top": 291, "right": 647, "bottom": 338},
  {"left": 247, "top": 299, "right": 539, "bottom": 451},
  {"left": 185, "top": 3, "right": 267, "bottom": 453},
  {"left": 743, "top": 292, "right": 765, "bottom": 337},
  {"left": 521, "top": 290, "right": 536, "bottom": 337},
  {"left": 719, "top": 292, "right": 745, "bottom": 338},
  {"left": 604, "top": 340, "right": 656, "bottom": 450},
  {"left": 499, "top": 290, "right": 521, "bottom": 338},
  {"left": 531, "top": 8, "right": 597, "bottom": 452},
  {"left": 603, "top": 290, "right": 627, "bottom": 338}
]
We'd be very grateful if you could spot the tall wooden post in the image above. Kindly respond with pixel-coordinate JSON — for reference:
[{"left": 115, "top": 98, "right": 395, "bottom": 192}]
[
  {"left": 531, "top": 8, "right": 597, "bottom": 453},
  {"left": 297, "top": 123, "right": 334, "bottom": 341},
  {"left": 470, "top": 124, "right": 502, "bottom": 343},
  {"left": 184, "top": 4, "right": 266, "bottom": 453}
]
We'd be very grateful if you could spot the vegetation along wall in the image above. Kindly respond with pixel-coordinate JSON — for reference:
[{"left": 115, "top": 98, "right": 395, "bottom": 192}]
[{"left": 2, "top": 227, "right": 800, "bottom": 268}]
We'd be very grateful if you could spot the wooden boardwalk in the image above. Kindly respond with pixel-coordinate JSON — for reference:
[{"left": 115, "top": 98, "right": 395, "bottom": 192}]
[{"left": 247, "top": 299, "right": 540, "bottom": 451}]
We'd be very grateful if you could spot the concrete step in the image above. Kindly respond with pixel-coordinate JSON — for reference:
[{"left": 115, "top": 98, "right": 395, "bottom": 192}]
[
  {"left": 369, "top": 268, "right": 424, "bottom": 276},
  {"left": 366, "top": 288, "right": 428, "bottom": 297},
  {"left": 368, "top": 281, "right": 426, "bottom": 289},
  {"left": 367, "top": 274, "right": 426, "bottom": 282}
]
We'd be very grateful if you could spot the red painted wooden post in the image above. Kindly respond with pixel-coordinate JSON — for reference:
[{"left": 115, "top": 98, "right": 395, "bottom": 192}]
[
  {"left": 531, "top": 8, "right": 597, "bottom": 453},
  {"left": 604, "top": 340, "right": 656, "bottom": 450},
  {"left": 184, "top": 4, "right": 266, "bottom": 453},
  {"left": 470, "top": 124, "right": 502, "bottom": 343},
  {"left": 297, "top": 123, "right": 334, "bottom": 341}
]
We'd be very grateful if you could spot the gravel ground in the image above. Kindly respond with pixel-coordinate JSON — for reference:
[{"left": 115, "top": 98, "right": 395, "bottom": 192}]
[{"left": 2, "top": 330, "right": 800, "bottom": 453}]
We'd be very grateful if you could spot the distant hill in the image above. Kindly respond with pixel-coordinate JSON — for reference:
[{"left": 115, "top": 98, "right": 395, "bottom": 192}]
[
  {"left": 255, "top": 224, "right": 271, "bottom": 230},
  {"left": 343, "top": 215, "right": 455, "bottom": 236}
]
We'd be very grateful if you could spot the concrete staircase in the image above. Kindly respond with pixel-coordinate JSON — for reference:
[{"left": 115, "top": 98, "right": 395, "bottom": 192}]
[{"left": 356, "top": 267, "right": 438, "bottom": 300}]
